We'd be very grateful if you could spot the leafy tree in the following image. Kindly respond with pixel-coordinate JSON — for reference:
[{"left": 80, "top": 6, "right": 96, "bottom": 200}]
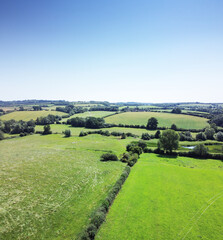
[
  {"left": 179, "top": 131, "right": 193, "bottom": 141},
  {"left": 196, "top": 132, "right": 207, "bottom": 141},
  {"left": 171, "top": 108, "right": 181, "bottom": 114},
  {"left": 204, "top": 127, "right": 215, "bottom": 140},
  {"left": 141, "top": 133, "right": 151, "bottom": 140},
  {"left": 121, "top": 133, "right": 126, "bottom": 139},
  {"left": 192, "top": 144, "right": 208, "bottom": 157},
  {"left": 158, "top": 129, "right": 179, "bottom": 153},
  {"left": 42, "top": 125, "right": 52, "bottom": 135},
  {"left": 146, "top": 117, "right": 158, "bottom": 130},
  {"left": 64, "top": 129, "right": 71, "bottom": 137},
  {"left": 155, "top": 130, "right": 161, "bottom": 139},
  {"left": 171, "top": 124, "right": 177, "bottom": 130},
  {"left": 215, "top": 131, "right": 223, "bottom": 141}
]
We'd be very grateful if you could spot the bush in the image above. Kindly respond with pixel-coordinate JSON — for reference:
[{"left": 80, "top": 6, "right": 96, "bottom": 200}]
[
  {"left": 79, "top": 131, "right": 88, "bottom": 137},
  {"left": 154, "top": 130, "right": 161, "bottom": 139},
  {"left": 192, "top": 144, "right": 208, "bottom": 157},
  {"left": 42, "top": 125, "right": 52, "bottom": 135},
  {"left": 90, "top": 211, "right": 106, "bottom": 228},
  {"left": 141, "top": 133, "right": 151, "bottom": 140},
  {"left": 171, "top": 124, "right": 177, "bottom": 130},
  {"left": 196, "top": 132, "right": 207, "bottom": 141},
  {"left": 100, "top": 153, "right": 118, "bottom": 161},
  {"left": 215, "top": 131, "right": 223, "bottom": 141},
  {"left": 63, "top": 129, "right": 71, "bottom": 137}
]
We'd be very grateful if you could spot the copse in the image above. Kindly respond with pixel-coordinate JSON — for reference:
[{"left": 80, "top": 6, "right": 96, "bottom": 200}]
[
  {"left": 158, "top": 129, "right": 179, "bottom": 153},
  {"left": 146, "top": 117, "right": 158, "bottom": 130}
]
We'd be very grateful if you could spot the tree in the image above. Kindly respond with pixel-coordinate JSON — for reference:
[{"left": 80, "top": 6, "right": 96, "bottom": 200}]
[
  {"left": 171, "top": 124, "right": 177, "bottom": 130},
  {"left": 196, "top": 132, "right": 207, "bottom": 141},
  {"left": 64, "top": 129, "right": 71, "bottom": 137},
  {"left": 155, "top": 130, "right": 161, "bottom": 139},
  {"left": 42, "top": 125, "right": 52, "bottom": 135},
  {"left": 215, "top": 131, "right": 223, "bottom": 141},
  {"left": 171, "top": 108, "right": 181, "bottom": 114},
  {"left": 158, "top": 129, "right": 179, "bottom": 153},
  {"left": 204, "top": 127, "right": 215, "bottom": 140},
  {"left": 146, "top": 117, "right": 158, "bottom": 130},
  {"left": 192, "top": 144, "right": 208, "bottom": 157},
  {"left": 141, "top": 133, "right": 151, "bottom": 140}
]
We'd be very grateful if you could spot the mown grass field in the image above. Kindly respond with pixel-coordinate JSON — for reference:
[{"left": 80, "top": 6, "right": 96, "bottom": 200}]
[
  {"left": 0, "top": 134, "right": 133, "bottom": 240},
  {"left": 0, "top": 110, "right": 67, "bottom": 121},
  {"left": 97, "top": 153, "right": 223, "bottom": 240},
  {"left": 105, "top": 112, "right": 209, "bottom": 129}
]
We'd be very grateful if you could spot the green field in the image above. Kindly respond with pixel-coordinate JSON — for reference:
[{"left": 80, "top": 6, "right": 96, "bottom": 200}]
[
  {"left": 97, "top": 153, "right": 223, "bottom": 240},
  {"left": 105, "top": 112, "right": 209, "bottom": 129},
  {"left": 35, "top": 124, "right": 157, "bottom": 137},
  {"left": 61, "top": 111, "right": 115, "bottom": 122},
  {"left": 0, "top": 134, "right": 133, "bottom": 239},
  {"left": 0, "top": 110, "right": 67, "bottom": 121}
]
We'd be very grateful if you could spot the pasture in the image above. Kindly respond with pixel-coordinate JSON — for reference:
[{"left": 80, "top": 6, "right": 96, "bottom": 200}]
[
  {"left": 61, "top": 111, "right": 115, "bottom": 122},
  {"left": 35, "top": 124, "right": 157, "bottom": 137},
  {"left": 97, "top": 153, "right": 223, "bottom": 240},
  {"left": 0, "top": 110, "right": 67, "bottom": 121},
  {"left": 0, "top": 134, "right": 132, "bottom": 239},
  {"left": 105, "top": 112, "right": 209, "bottom": 129}
]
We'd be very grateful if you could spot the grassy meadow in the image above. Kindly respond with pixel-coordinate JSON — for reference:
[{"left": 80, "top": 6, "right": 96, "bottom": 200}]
[
  {"left": 105, "top": 112, "right": 209, "bottom": 129},
  {"left": 0, "top": 134, "right": 133, "bottom": 240},
  {"left": 61, "top": 111, "right": 115, "bottom": 122},
  {"left": 97, "top": 153, "right": 223, "bottom": 240},
  {"left": 35, "top": 124, "right": 157, "bottom": 137},
  {"left": 0, "top": 110, "right": 67, "bottom": 121}
]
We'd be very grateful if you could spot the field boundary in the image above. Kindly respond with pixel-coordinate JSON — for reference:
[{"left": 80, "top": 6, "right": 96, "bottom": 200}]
[{"left": 77, "top": 165, "right": 131, "bottom": 240}]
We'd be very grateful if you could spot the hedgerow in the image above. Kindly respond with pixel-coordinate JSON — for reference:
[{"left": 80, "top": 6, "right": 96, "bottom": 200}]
[{"left": 78, "top": 166, "right": 131, "bottom": 240}]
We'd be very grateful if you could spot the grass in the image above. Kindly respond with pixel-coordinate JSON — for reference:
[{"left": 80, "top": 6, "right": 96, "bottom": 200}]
[
  {"left": 0, "top": 110, "right": 67, "bottom": 121},
  {"left": 96, "top": 153, "right": 223, "bottom": 240},
  {"left": 35, "top": 124, "right": 157, "bottom": 137},
  {"left": 105, "top": 112, "right": 209, "bottom": 129},
  {"left": 0, "top": 134, "right": 133, "bottom": 240},
  {"left": 61, "top": 111, "right": 115, "bottom": 122}
]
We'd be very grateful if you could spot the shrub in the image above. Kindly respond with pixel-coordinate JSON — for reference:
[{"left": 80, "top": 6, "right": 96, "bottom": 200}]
[
  {"left": 141, "top": 133, "right": 151, "bottom": 140},
  {"left": 90, "top": 211, "right": 106, "bottom": 228},
  {"left": 100, "top": 153, "right": 118, "bottom": 161},
  {"left": 63, "top": 129, "right": 71, "bottom": 137},
  {"left": 42, "top": 125, "right": 52, "bottom": 135},
  {"left": 215, "top": 131, "right": 223, "bottom": 141},
  {"left": 196, "top": 132, "right": 207, "bottom": 141},
  {"left": 79, "top": 131, "right": 88, "bottom": 137},
  {"left": 192, "top": 144, "right": 208, "bottom": 157},
  {"left": 171, "top": 124, "right": 177, "bottom": 130},
  {"left": 154, "top": 130, "right": 161, "bottom": 139},
  {"left": 86, "top": 224, "right": 97, "bottom": 239},
  {"left": 146, "top": 117, "right": 158, "bottom": 130}
]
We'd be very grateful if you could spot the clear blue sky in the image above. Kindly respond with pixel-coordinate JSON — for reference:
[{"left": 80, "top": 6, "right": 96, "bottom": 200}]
[{"left": 0, "top": 0, "right": 222, "bottom": 102}]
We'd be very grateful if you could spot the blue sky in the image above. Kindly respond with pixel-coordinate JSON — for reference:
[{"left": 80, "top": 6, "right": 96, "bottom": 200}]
[{"left": 0, "top": 0, "right": 222, "bottom": 102}]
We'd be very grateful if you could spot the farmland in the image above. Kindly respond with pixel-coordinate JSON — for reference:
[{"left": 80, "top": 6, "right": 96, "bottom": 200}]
[
  {"left": 35, "top": 124, "right": 156, "bottom": 137},
  {"left": 105, "top": 112, "right": 209, "bottom": 129},
  {"left": 97, "top": 153, "right": 223, "bottom": 240},
  {"left": 0, "top": 110, "right": 67, "bottom": 121},
  {"left": 61, "top": 111, "right": 115, "bottom": 122},
  {"left": 0, "top": 134, "right": 133, "bottom": 239}
]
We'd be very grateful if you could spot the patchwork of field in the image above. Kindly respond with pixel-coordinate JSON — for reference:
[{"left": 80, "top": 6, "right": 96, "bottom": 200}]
[
  {"left": 61, "top": 111, "right": 115, "bottom": 122},
  {"left": 0, "top": 111, "right": 67, "bottom": 121},
  {"left": 105, "top": 112, "right": 209, "bottom": 129},
  {"left": 97, "top": 153, "right": 223, "bottom": 240},
  {"left": 0, "top": 134, "right": 133, "bottom": 239},
  {"left": 35, "top": 124, "right": 157, "bottom": 137}
]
